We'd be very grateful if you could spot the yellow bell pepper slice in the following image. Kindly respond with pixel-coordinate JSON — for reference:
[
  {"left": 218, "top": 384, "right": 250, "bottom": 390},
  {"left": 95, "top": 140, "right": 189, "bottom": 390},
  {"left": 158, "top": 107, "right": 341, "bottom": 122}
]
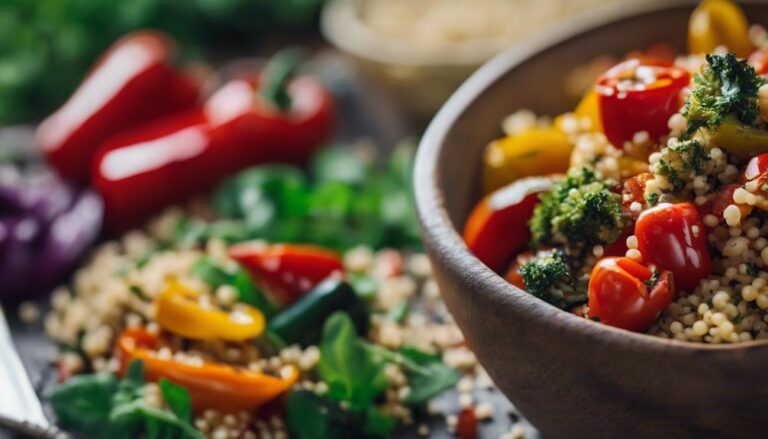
[
  {"left": 710, "top": 116, "right": 768, "bottom": 160},
  {"left": 155, "top": 281, "right": 265, "bottom": 341},
  {"left": 688, "top": 0, "right": 752, "bottom": 58},
  {"left": 555, "top": 90, "right": 602, "bottom": 133},
  {"left": 483, "top": 127, "right": 572, "bottom": 193}
]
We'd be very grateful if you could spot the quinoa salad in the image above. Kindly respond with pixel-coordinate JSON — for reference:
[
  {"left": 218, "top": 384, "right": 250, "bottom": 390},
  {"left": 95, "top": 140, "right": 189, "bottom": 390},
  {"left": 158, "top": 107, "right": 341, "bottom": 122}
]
[
  {"left": 40, "top": 142, "right": 519, "bottom": 439},
  {"left": 464, "top": 0, "right": 768, "bottom": 343}
]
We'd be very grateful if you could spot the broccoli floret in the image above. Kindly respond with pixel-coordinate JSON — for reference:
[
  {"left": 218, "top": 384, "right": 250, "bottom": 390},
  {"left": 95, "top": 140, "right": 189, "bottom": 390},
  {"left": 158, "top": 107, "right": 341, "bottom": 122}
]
[
  {"left": 519, "top": 249, "right": 586, "bottom": 309},
  {"left": 655, "top": 139, "right": 710, "bottom": 192},
  {"left": 683, "top": 53, "right": 765, "bottom": 138},
  {"left": 529, "top": 167, "right": 626, "bottom": 248}
]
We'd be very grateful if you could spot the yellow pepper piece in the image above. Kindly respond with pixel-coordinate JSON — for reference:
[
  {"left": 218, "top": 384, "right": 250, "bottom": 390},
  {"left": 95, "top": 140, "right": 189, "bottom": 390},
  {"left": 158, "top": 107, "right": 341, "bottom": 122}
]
[
  {"left": 555, "top": 90, "right": 602, "bottom": 134},
  {"left": 155, "top": 281, "right": 265, "bottom": 341},
  {"left": 710, "top": 116, "right": 768, "bottom": 160},
  {"left": 688, "top": 0, "right": 752, "bottom": 58},
  {"left": 483, "top": 127, "right": 572, "bottom": 193}
]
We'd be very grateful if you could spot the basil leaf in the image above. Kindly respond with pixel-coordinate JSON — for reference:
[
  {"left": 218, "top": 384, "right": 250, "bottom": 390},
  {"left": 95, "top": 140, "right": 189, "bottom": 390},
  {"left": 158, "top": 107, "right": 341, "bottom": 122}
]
[
  {"left": 47, "top": 372, "right": 118, "bottom": 438},
  {"left": 399, "top": 346, "right": 460, "bottom": 406},
  {"left": 286, "top": 390, "right": 395, "bottom": 439},
  {"left": 159, "top": 379, "right": 192, "bottom": 424},
  {"left": 317, "top": 312, "right": 388, "bottom": 409}
]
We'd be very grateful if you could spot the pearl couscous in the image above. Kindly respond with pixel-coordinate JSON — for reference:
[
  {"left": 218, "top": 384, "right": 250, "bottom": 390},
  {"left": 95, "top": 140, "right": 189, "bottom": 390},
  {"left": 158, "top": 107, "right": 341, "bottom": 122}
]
[{"left": 464, "top": 0, "right": 768, "bottom": 343}]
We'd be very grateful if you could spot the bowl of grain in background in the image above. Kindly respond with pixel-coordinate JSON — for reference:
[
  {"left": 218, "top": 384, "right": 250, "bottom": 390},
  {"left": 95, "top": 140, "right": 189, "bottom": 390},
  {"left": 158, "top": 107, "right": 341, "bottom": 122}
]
[{"left": 321, "top": 0, "right": 623, "bottom": 123}]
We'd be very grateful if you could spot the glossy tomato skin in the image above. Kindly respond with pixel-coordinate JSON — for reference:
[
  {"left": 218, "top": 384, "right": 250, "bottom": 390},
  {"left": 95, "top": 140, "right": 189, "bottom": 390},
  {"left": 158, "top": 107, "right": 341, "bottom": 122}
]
[
  {"left": 635, "top": 202, "right": 711, "bottom": 292},
  {"left": 748, "top": 49, "right": 768, "bottom": 75},
  {"left": 588, "top": 257, "right": 674, "bottom": 332},
  {"left": 463, "top": 177, "right": 552, "bottom": 273},
  {"left": 744, "top": 152, "right": 768, "bottom": 181},
  {"left": 596, "top": 58, "right": 690, "bottom": 149}
]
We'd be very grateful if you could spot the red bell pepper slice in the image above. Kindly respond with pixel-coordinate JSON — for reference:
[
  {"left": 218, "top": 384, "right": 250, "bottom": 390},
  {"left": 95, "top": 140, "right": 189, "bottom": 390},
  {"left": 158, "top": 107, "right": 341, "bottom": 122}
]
[
  {"left": 229, "top": 243, "right": 344, "bottom": 306},
  {"left": 634, "top": 202, "right": 711, "bottom": 292},
  {"left": 37, "top": 31, "right": 200, "bottom": 184},
  {"left": 596, "top": 58, "right": 690, "bottom": 149},
  {"left": 588, "top": 257, "right": 674, "bottom": 332},
  {"left": 92, "top": 51, "right": 334, "bottom": 232},
  {"left": 463, "top": 176, "right": 552, "bottom": 273}
]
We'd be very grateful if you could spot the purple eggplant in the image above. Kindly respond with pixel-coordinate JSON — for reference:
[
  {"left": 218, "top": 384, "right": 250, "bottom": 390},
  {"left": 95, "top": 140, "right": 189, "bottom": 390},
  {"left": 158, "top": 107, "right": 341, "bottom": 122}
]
[{"left": 0, "top": 162, "right": 103, "bottom": 302}]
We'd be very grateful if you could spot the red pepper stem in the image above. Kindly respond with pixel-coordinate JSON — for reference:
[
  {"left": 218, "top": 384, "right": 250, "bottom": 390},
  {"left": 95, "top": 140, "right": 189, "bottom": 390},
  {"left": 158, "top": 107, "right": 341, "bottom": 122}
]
[{"left": 259, "top": 48, "right": 305, "bottom": 112}]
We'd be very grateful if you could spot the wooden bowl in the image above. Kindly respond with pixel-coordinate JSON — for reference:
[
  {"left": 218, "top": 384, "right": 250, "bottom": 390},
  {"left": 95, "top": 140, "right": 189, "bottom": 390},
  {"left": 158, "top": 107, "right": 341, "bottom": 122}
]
[{"left": 415, "top": 1, "right": 768, "bottom": 437}]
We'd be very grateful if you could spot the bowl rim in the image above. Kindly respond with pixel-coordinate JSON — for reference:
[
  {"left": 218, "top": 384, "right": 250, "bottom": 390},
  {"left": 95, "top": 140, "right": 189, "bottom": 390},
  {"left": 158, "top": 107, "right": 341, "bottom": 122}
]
[
  {"left": 415, "top": 0, "right": 768, "bottom": 353},
  {"left": 321, "top": 0, "right": 578, "bottom": 67}
]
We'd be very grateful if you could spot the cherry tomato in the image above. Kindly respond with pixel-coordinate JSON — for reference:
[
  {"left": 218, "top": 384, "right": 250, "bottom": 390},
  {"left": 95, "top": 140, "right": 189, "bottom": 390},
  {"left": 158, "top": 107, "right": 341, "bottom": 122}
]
[
  {"left": 596, "top": 58, "right": 690, "bottom": 149},
  {"left": 748, "top": 49, "right": 768, "bottom": 75},
  {"left": 503, "top": 251, "right": 534, "bottom": 289},
  {"left": 588, "top": 257, "right": 674, "bottom": 332},
  {"left": 229, "top": 243, "right": 343, "bottom": 306},
  {"left": 699, "top": 184, "right": 752, "bottom": 224},
  {"left": 634, "top": 203, "right": 711, "bottom": 292},
  {"left": 463, "top": 177, "right": 552, "bottom": 273},
  {"left": 456, "top": 408, "right": 478, "bottom": 439},
  {"left": 744, "top": 153, "right": 768, "bottom": 181},
  {"left": 622, "top": 172, "right": 653, "bottom": 213}
]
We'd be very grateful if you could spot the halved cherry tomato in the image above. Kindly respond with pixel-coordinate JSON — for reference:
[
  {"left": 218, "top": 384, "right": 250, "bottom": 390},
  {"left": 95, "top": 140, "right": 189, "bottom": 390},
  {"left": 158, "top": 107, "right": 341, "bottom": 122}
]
[
  {"left": 596, "top": 58, "right": 690, "bottom": 149},
  {"left": 699, "top": 183, "right": 752, "bottom": 223},
  {"left": 229, "top": 243, "right": 343, "bottom": 306},
  {"left": 588, "top": 257, "right": 674, "bottom": 332},
  {"left": 634, "top": 203, "right": 711, "bottom": 292},
  {"left": 463, "top": 177, "right": 552, "bottom": 273},
  {"left": 745, "top": 153, "right": 768, "bottom": 181},
  {"left": 622, "top": 172, "right": 653, "bottom": 213}
]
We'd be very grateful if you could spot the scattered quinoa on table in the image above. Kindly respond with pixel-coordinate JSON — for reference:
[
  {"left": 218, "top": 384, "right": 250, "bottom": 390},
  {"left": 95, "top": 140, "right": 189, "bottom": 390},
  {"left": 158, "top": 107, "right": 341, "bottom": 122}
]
[{"left": 464, "top": 0, "right": 768, "bottom": 344}]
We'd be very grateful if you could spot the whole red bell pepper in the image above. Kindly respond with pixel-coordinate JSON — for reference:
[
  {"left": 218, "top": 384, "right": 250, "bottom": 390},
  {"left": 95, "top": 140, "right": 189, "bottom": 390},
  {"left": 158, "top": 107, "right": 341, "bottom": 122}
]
[
  {"left": 93, "top": 50, "right": 334, "bottom": 232},
  {"left": 596, "top": 58, "right": 690, "bottom": 149},
  {"left": 229, "top": 242, "right": 344, "bottom": 306},
  {"left": 37, "top": 31, "right": 201, "bottom": 184}
]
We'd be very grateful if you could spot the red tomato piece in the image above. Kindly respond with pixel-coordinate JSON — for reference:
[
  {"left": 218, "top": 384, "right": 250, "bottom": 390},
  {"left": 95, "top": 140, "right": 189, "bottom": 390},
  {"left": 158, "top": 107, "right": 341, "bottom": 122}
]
[
  {"left": 463, "top": 177, "right": 552, "bottom": 273},
  {"left": 229, "top": 243, "right": 343, "bottom": 306},
  {"left": 596, "top": 58, "right": 690, "bottom": 149},
  {"left": 634, "top": 202, "right": 711, "bottom": 292},
  {"left": 456, "top": 408, "right": 478, "bottom": 439},
  {"left": 588, "top": 257, "right": 675, "bottom": 332},
  {"left": 744, "top": 152, "right": 768, "bottom": 181},
  {"left": 748, "top": 49, "right": 768, "bottom": 75}
]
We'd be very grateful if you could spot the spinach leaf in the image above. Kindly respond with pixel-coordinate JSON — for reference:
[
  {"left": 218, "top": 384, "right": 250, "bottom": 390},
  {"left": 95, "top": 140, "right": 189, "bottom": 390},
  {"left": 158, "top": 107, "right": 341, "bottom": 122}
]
[
  {"left": 47, "top": 372, "right": 117, "bottom": 438},
  {"left": 399, "top": 346, "right": 460, "bottom": 406},
  {"left": 159, "top": 379, "right": 192, "bottom": 424},
  {"left": 286, "top": 390, "right": 395, "bottom": 439},
  {"left": 48, "top": 360, "right": 202, "bottom": 439},
  {"left": 317, "top": 312, "right": 389, "bottom": 409}
]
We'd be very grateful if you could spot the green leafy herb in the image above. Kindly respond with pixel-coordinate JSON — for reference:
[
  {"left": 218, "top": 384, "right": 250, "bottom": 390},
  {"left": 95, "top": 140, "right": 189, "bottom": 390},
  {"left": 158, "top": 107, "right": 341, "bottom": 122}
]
[
  {"left": 192, "top": 256, "right": 276, "bottom": 318},
  {"left": 683, "top": 53, "right": 765, "bottom": 137},
  {"left": 259, "top": 48, "right": 304, "bottom": 111},
  {"left": 397, "top": 347, "right": 460, "bottom": 406},
  {"left": 317, "top": 312, "right": 389, "bottom": 409},
  {"left": 519, "top": 249, "right": 586, "bottom": 309},
  {"left": 159, "top": 379, "right": 192, "bottom": 424},
  {"left": 286, "top": 390, "right": 395, "bottom": 439},
  {"left": 385, "top": 300, "right": 410, "bottom": 324},
  {"left": 48, "top": 360, "right": 200, "bottom": 439},
  {"left": 529, "top": 167, "right": 626, "bottom": 248},
  {"left": 646, "top": 192, "right": 660, "bottom": 206}
]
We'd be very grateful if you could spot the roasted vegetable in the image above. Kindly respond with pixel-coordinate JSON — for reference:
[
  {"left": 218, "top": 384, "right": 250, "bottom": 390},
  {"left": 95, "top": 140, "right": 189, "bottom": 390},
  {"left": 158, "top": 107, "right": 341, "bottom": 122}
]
[
  {"left": 529, "top": 167, "right": 626, "bottom": 248},
  {"left": 683, "top": 53, "right": 765, "bottom": 146},
  {"left": 654, "top": 139, "right": 711, "bottom": 192},
  {"left": 518, "top": 249, "right": 586, "bottom": 309}
]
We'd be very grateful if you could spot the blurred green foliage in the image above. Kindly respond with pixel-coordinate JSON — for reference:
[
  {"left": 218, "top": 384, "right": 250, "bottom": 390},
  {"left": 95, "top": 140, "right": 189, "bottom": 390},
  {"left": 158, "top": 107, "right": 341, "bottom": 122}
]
[{"left": 0, "top": 0, "right": 324, "bottom": 124}]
